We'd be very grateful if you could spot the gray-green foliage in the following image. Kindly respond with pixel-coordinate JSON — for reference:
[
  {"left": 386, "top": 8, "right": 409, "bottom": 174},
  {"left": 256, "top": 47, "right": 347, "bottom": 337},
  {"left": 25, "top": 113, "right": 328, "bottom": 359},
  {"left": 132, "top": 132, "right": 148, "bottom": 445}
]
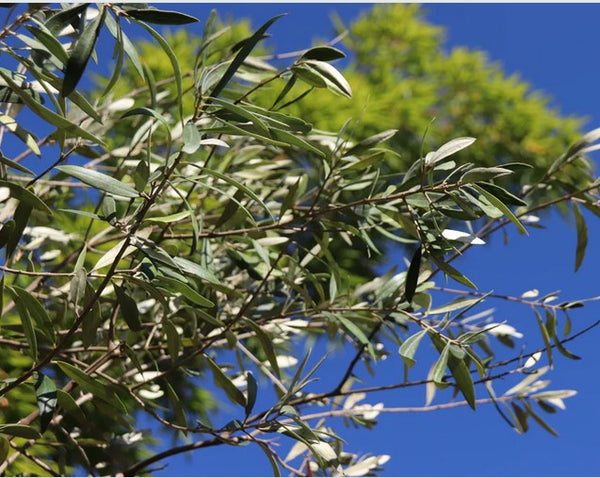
[{"left": 0, "top": 3, "right": 597, "bottom": 476}]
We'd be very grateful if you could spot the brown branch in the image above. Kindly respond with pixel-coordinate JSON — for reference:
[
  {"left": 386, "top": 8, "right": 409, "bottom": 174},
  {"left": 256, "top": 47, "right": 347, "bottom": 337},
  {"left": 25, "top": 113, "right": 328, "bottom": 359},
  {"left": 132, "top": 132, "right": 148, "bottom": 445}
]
[{"left": 122, "top": 435, "right": 248, "bottom": 476}]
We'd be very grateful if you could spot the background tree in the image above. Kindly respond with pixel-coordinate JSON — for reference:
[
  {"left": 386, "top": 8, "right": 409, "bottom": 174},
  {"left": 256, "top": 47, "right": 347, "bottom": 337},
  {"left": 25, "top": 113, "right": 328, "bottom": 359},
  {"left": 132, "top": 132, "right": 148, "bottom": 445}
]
[{"left": 0, "top": 3, "right": 598, "bottom": 476}]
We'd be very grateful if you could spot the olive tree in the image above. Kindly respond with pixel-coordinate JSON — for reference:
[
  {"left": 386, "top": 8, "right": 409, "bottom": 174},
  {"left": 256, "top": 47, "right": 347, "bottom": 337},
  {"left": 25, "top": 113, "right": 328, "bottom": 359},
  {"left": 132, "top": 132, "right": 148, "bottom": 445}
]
[{"left": 0, "top": 4, "right": 598, "bottom": 476}]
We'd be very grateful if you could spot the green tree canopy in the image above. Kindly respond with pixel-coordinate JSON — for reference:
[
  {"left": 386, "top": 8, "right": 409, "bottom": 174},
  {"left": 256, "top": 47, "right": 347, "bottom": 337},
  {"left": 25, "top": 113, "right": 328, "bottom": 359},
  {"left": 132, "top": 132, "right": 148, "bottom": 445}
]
[{"left": 0, "top": 4, "right": 598, "bottom": 476}]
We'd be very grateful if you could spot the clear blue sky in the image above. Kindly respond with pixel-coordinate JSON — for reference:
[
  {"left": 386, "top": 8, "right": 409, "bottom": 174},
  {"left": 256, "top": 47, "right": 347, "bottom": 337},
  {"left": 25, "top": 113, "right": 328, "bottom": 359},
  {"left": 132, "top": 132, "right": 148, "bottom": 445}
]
[{"left": 139, "top": 4, "right": 600, "bottom": 476}]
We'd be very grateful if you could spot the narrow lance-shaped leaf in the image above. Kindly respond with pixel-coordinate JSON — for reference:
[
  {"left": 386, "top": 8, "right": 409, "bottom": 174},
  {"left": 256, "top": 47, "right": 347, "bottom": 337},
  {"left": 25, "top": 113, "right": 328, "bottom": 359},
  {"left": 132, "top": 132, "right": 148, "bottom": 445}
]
[
  {"left": 256, "top": 441, "right": 282, "bottom": 477},
  {"left": 460, "top": 166, "right": 512, "bottom": 183},
  {"left": 190, "top": 165, "right": 273, "bottom": 220},
  {"left": 56, "top": 361, "right": 124, "bottom": 411},
  {"left": 534, "top": 309, "right": 553, "bottom": 368},
  {"left": 427, "top": 137, "right": 476, "bottom": 165},
  {"left": 8, "top": 287, "right": 38, "bottom": 361},
  {"left": 511, "top": 402, "right": 529, "bottom": 433},
  {"left": 0, "top": 436, "right": 7, "bottom": 464},
  {"left": 0, "top": 180, "right": 52, "bottom": 214},
  {"left": 0, "top": 152, "right": 34, "bottom": 175},
  {"left": 300, "top": 46, "right": 346, "bottom": 61},
  {"left": 163, "top": 319, "right": 180, "bottom": 363},
  {"left": 62, "top": 6, "right": 106, "bottom": 97},
  {"left": 430, "top": 255, "right": 477, "bottom": 289},
  {"left": 44, "top": 3, "right": 88, "bottom": 36},
  {"left": 206, "top": 356, "right": 247, "bottom": 407},
  {"left": 121, "top": 106, "right": 172, "bottom": 158},
  {"left": 6, "top": 202, "right": 32, "bottom": 259},
  {"left": 245, "top": 320, "right": 281, "bottom": 379},
  {"left": 0, "top": 424, "right": 41, "bottom": 439},
  {"left": 210, "top": 96, "right": 271, "bottom": 137},
  {"left": 554, "top": 336, "right": 581, "bottom": 360},
  {"left": 269, "top": 127, "right": 326, "bottom": 158},
  {"left": 399, "top": 329, "right": 427, "bottom": 367},
  {"left": 211, "top": 14, "right": 285, "bottom": 99},
  {"left": 431, "top": 342, "right": 450, "bottom": 385},
  {"left": 56, "top": 390, "right": 87, "bottom": 426},
  {"left": 473, "top": 184, "right": 528, "bottom": 235},
  {"left": 104, "top": 9, "right": 144, "bottom": 79},
  {"left": 0, "top": 220, "right": 15, "bottom": 251},
  {"left": 345, "top": 129, "right": 398, "bottom": 156},
  {"left": 430, "top": 333, "right": 476, "bottom": 409},
  {"left": 101, "top": 14, "right": 125, "bottom": 98},
  {"left": 133, "top": 21, "right": 184, "bottom": 120},
  {"left": 154, "top": 276, "right": 214, "bottom": 307},
  {"left": 10, "top": 286, "right": 55, "bottom": 343},
  {"left": 34, "top": 372, "right": 57, "bottom": 433},
  {"left": 69, "top": 267, "right": 87, "bottom": 310},
  {"left": 164, "top": 380, "right": 188, "bottom": 433},
  {"left": 182, "top": 122, "right": 202, "bottom": 154},
  {"left": 572, "top": 202, "right": 588, "bottom": 272},
  {"left": 523, "top": 401, "right": 559, "bottom": 437},
  {"left": 402, "top": 246, "right": 422, "bottom": 304},
  {"left": 0, "top": 70, "right": 106, "bottom": 146},
  {"left": 81, "top": 283, "right": 102, "bottom": 349},
  {"left": 245, "top": 371, "right": 258, "bottom": 418},
  {"left": 114, "top": 284, "right": 142, "bottom": 332},
  {"left": 336, "top": 314, "right": 375, "bottom": 359},
  {"left": 477, "top": 182, "right": 527, "bottom": 206},
  {"left": 302, "top": 59, "right": 352, "bottom": 98},
  {"left": 548, "top": 127, "right": 600, "bottom": 175},
  {"left": 56, "top": 165, "right": 139, "bottom": 198},
  {"left": 272, "top": 73, "right": 297, "bottom": 110},
  {"left": 25, "top": 23, "right": 69, "bottom": 65},
  {"left": 0, "top": 114, "right": 41, "bottom": 156},
  {"left": 125, "top": 8, "right": 199, "bottom": 25}
]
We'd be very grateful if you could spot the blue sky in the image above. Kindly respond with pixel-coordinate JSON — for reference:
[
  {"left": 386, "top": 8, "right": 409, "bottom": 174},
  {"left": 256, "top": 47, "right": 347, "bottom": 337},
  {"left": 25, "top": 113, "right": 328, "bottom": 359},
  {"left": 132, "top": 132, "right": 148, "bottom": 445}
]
[{"left": 142, "top": 4, "right": 600, "bottom": 476}]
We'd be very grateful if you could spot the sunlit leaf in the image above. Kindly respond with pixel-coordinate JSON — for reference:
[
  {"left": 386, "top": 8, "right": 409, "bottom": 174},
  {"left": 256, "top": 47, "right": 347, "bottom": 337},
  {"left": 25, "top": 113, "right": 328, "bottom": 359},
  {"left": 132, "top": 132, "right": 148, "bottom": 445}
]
[
  {"left": 426, "top": 137, "right": 476, "bottom": 165},
  {"left": 431, "top": 343, "right": 449, "bottom": 385},
  {"left": 0, "top": 180, "right": 52, "bottom": 214},
  {"left": 0, "top": 70, "right": 105, "bottom": 146},
  {"left": 399, "top": 329, "right": 426, "bottom": 367},
  {"left": 0, "top": 114, "right": 41, "bottom": 157},
  {"left": 182, "top": 122, "right": 203, "bottom": 154},
  {"left": 473, "top": 184, "right": 527, "bottom": 235},
  {"left": 154, "top": 276, "right": 214, "bottom": 307},
  {"left": 56, "top": 361, "right": 125, "bottom": 411},
  {"left": 460, "top": 166, "right": 512, "bottom": 183},
  {"left": 56, "top": 165, "right": 139, "bottom": 198}
]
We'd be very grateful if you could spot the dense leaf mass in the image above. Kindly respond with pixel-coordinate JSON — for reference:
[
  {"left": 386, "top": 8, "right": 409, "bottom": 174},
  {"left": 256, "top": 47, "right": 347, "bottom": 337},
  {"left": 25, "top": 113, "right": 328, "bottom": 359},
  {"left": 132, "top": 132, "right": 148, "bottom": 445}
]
[{"left": 0, "top": 4, "right": 597, "bottom": 476}]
